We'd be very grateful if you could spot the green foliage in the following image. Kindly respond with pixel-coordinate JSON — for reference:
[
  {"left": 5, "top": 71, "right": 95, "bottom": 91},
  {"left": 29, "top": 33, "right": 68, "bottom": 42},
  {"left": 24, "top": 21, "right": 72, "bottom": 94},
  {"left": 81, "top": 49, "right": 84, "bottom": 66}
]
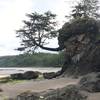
[
  {"left": 80, "top": 0, "right": 100, "bottom": 18},
  {"left": 58, "top": 18, "right": 100, "bottom": 48},
  {"left": 0, "top": 77, "right": 27, "bottom": 84},
  {"left": 59, "top": 0, "right": 100, "bottom": 49},
  {"left": 0, "top": 77, "right": 11, "bottom": 83},
  {"left": 70, "top": 0, "right": 100, "bottom": 19},
  {"left": 16, "top": 11, "right": 58, "bottom": 52},
  {"left": 0, "top": 53, "right": 64, "bottom": 67}
]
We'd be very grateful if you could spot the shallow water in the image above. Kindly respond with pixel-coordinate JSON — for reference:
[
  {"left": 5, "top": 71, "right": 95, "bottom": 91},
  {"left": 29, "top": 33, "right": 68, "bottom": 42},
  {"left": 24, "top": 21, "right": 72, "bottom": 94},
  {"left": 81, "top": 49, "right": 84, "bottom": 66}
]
[{"left": 0, "top": 67, "right": 61, "bottom": 77}]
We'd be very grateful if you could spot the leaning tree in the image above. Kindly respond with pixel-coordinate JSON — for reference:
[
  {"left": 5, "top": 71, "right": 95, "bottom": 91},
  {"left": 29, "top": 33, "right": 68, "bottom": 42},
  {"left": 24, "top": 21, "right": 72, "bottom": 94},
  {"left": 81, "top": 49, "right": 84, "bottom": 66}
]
[{"left": 16, "top": 11, "right": 63, "bottom": 53}]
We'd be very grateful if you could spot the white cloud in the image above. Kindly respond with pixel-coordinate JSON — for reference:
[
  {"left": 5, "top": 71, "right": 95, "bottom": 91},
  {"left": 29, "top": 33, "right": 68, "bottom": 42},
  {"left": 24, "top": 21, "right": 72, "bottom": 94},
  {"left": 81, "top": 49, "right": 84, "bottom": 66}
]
[{"left": 0, "top": 0, "right": 33, "bottom": 56}]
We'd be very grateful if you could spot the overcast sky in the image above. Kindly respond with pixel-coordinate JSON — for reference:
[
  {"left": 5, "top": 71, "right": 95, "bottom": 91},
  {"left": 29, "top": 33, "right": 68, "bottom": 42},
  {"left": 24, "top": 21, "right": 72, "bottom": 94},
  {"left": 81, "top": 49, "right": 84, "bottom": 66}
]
[{"left": 0, "top": 0, "right": 78, "bottom": 56}]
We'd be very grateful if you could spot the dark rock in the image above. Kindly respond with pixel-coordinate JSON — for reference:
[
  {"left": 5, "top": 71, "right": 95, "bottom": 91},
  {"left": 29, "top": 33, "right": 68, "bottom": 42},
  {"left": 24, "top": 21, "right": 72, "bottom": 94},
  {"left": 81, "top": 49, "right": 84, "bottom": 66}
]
[
  {"left": 35, "top": 71, "right": 42, "bottom": 75},
  {"left": 79, "top": 72, "right": 100, "bottom": 92},
  {"left": 23, "top": 71, "right": 39, "bottom": 80},
  {"left": 0, "top": 88, "right": 3, "bottom": 92},
  {"left": 16, "top": 85, "right": 87, "bottom": 100},
  {"left": 10, "top": 73, "right": 24, "bottom": 80},
  {"left": 17, "top": 91, "right": 39, "bottom": 100},
  {"left": 10, "top": 71, "right": 39, "bottom": 80},
  {"left": 43, "top": 72, "right": 56, "bottom": 79},
  {"left": 60, "top": 33, "right": 100, "bottom": 76},
  {"left": 43, "top": 85, "right": 87, "bottom": 100}
]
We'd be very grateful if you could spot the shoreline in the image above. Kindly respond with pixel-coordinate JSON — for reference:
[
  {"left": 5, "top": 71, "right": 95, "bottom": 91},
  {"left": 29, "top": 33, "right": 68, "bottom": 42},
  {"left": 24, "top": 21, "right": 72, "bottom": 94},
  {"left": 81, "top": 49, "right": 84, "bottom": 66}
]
[
  {"left": 0, "top": 75, "right": 10, "bottom": 78},
  {"left": 0, "top": 67, "right": 61, "bottom": 79}
]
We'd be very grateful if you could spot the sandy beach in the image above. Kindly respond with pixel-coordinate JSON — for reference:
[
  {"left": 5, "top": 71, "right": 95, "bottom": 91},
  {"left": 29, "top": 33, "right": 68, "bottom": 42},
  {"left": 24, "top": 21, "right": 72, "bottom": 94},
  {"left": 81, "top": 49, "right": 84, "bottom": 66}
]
[
  {"left": 0, "top": 68, "right": 100, "bottom": 100},
  {"left": 0, "top": 76, "right": 100, "bottom": 100},
  {"left": 0, "top": 77, "right": 79, "bottom": 99}
]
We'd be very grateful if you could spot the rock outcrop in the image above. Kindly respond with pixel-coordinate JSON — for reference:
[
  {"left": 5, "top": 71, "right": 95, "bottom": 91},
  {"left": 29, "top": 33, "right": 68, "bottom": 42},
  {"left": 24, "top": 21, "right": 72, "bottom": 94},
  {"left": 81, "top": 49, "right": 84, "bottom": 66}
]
[
  {"left": 11, "top": 73, "right": 24, "bottom": 80},
  {"left": 60, "top": 33, "right": 100, "bottom": 76},
  {"left": 58, "top": 18, "right": 100, "bottom": 76},
  {"left": 79, "top": 72, "right": 100, "bottom": 92},
  {"left": 23, "top": 71, "right": 39, "bottom": 80},
  {"left": 16, "top": 85, "right": 87, "bottom": 100}
]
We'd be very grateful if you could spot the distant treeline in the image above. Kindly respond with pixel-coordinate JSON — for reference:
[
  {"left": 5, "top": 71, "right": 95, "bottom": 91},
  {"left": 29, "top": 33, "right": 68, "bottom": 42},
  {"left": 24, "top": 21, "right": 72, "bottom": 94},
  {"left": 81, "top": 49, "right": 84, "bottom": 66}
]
[{"left": 0, "top": 53, "right": 64, "bottom": 67}]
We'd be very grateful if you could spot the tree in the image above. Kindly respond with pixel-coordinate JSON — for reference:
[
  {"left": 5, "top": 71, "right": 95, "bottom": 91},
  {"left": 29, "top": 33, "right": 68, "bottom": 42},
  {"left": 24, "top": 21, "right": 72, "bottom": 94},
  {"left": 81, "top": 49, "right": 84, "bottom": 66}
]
[
  {"left": 16, "top": 11, "right": 62, "bottom": 53},
  {"left": 71, "top": 0, "right": 100, "bottom": 19}
]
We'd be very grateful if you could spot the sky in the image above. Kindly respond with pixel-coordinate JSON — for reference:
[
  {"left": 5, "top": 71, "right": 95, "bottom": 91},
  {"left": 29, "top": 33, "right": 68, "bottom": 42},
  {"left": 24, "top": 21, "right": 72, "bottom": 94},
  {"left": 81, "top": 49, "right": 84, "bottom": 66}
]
[{"left": 0, "top": 0, "right": 78, "bottom": 56}]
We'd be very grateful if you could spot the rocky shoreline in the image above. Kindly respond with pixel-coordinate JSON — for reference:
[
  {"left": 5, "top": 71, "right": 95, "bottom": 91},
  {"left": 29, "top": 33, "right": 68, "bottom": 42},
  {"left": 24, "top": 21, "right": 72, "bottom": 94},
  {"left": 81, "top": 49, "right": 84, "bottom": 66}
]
[
  {"left": 0, "top": 72, "right": 100, "bottom": 100},
  {"left": 14, "top": 72, "right": 100, "bottom": 100}
]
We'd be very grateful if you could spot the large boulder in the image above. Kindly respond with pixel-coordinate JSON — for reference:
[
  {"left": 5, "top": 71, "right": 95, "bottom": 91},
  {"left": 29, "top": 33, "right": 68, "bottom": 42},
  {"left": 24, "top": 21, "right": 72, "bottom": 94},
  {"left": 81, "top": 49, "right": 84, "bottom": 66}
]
[
  {"left": 79, "top": 72, "right": 100, "bottom": 92},
  {"left": 43, "top": 72, "right": 56, "bottom": 79},
  {"left": 23, "top": 71, "right": 39, "bottom": 80},
  {"left": 43, "top": 85, "right": 87, "bottom": 100},
  {"left": 10, "top": 71, "right": 39, "bottom": 80},
  {"left": 10, "top": 73, "right": 24, "bottom": 80}
]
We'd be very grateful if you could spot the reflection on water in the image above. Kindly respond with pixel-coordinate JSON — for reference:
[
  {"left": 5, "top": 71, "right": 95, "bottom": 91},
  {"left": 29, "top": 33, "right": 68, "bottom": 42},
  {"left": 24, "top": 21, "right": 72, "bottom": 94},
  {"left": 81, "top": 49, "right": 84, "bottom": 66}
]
[{"left": 0, "top": 67, "right": 61, "bottom": 77}]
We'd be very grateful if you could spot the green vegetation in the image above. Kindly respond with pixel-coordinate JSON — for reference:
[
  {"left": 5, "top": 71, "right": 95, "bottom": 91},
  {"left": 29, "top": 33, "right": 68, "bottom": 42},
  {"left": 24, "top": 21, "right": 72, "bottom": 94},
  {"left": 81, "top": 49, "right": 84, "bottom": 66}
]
[
  {"left": 59, "top": 0, "right": 100, "bottom": 48},
  {"left": 16, "top": 11, "right": 60, "bottom": 52},
  {"left": 0, "top": 77, "right": 27, "bottom": 84},
  {"left": 58, "top": 17, "right": 100, "bottom": 48},
  {"left": 0, "top": 53, "right": 64, "bottom": 67}
]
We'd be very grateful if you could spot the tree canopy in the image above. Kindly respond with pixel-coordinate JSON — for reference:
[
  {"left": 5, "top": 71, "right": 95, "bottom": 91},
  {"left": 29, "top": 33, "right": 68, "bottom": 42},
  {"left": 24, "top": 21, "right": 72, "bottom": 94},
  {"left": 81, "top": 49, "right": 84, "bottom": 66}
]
[
  {"left": 71, "top": 0, "right": 100, "bottom": 19},
  {"left": 16, "top": 11, "right": 62, "bottom": 53},
  {"left": 58, "top": 0, "right": 100, "bottom": 48},
  {"left": 58, "top": 18, "right": 100, "bottom": 48}
]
